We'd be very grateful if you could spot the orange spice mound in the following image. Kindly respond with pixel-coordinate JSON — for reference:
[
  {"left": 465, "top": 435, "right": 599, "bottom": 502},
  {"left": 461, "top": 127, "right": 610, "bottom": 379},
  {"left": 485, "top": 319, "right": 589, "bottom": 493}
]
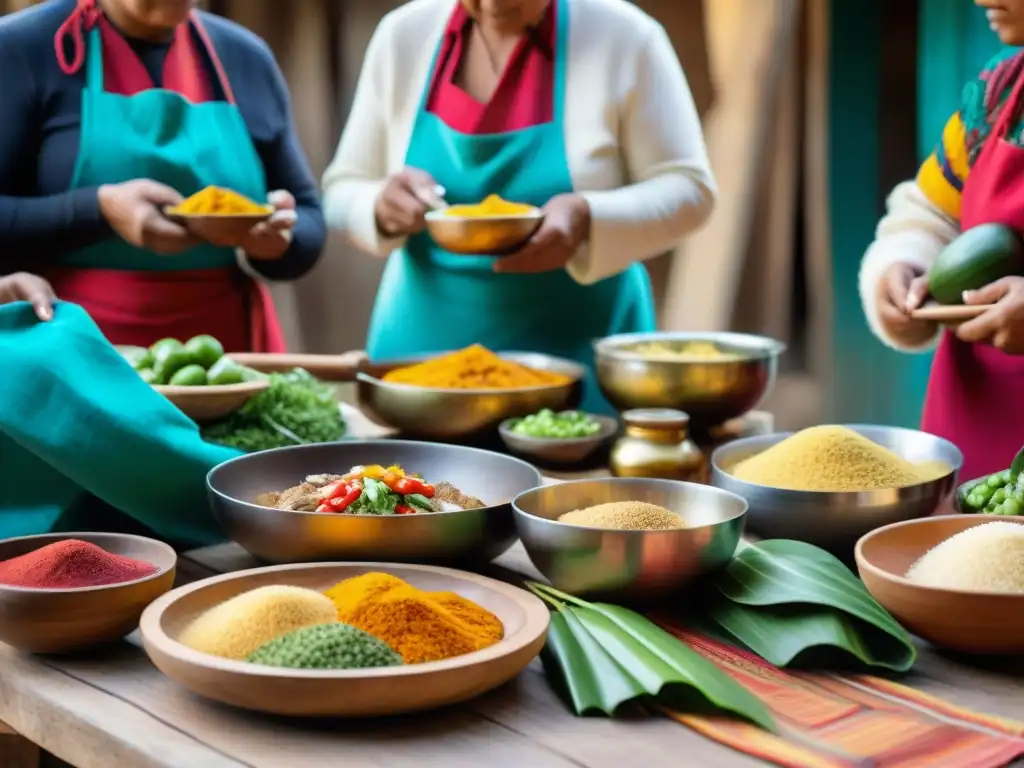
[
  {"left": 170, "top": 186, "right": 270, "bottom": 216},
  {"left": 443, "top": 194, "right": 536, "bottom": 217},
  {"left": 381, "top": 344, "right": 571, "bottom": 389}
]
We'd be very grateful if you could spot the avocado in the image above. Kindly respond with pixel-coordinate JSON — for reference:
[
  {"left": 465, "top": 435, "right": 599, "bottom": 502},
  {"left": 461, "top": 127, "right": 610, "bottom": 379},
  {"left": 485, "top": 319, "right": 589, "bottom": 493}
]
[
  {"left": 928, "top": 223, "right": 1024, "bottom": 305},
  {"left": 247, "top": 622, "right": 404, "bottom": 670}
]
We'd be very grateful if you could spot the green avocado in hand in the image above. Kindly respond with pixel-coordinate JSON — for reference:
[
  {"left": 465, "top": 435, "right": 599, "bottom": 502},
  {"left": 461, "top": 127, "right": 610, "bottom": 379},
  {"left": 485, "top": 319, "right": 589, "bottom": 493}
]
[{"left": 928, "top": 223, "right": 1024, "bottom": 305}]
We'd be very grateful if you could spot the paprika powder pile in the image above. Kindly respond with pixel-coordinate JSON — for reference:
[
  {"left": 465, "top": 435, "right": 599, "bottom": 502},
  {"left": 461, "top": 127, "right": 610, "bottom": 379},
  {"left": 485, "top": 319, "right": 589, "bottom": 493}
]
[{"left": 0, "top": 539, "right": 159, "bottom": 589}]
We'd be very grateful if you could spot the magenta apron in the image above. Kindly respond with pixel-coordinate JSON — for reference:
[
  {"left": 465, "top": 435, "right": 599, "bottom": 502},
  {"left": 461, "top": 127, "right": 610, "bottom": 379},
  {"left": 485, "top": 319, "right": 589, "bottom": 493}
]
[{"left": 920, "top": 65, "right": 1024, "bottom": 480}]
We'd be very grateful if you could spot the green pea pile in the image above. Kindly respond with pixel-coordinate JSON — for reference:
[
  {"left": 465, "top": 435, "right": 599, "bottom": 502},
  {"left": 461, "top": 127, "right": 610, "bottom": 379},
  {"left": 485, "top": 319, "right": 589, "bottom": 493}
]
[
  {"left": 509, "top": 409, "right": 602, "bottom": 439},
  {"left": 962, "top": 470, "right": 1024, "bottom": 516}
]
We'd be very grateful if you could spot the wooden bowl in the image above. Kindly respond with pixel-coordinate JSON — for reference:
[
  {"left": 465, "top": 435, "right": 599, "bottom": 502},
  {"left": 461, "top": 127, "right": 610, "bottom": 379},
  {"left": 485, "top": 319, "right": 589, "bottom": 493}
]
[
  {"left": 424, "top": 209, "right": 543, "bottom": 256},
  {"left": 0, "top": 533, "right": 177, "bottom": 654},
  {"left": 164, "top": 210, "right": 272, "bottom": 248},
  {"left": 855, "top": 515, "right": 1024, "bottom": 654},
  {"left": 154, "top": 379, "right": 269, "bottom": 423},
  {"left": 139, "top": 562, "right": 550, "bottom": 717}
]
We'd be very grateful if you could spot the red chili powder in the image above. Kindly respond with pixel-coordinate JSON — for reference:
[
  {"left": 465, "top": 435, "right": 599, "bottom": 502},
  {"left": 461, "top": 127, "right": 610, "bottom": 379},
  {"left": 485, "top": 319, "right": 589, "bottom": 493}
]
[{"left": 0, "top": 540, "right": 159, "bottom": 589}]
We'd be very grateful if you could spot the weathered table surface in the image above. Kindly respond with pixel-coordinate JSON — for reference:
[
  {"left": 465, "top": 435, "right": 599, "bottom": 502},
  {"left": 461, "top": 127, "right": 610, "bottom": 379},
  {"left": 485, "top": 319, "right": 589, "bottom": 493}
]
[{"left": 1, "top": 406, "right": 1022, "bottom": 767}]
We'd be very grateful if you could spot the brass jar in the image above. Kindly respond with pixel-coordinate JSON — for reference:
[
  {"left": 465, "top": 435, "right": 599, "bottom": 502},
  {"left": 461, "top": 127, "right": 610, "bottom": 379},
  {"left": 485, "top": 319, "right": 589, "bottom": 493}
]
[{"left": 609, "top": 408, "right": 706, "bottom": 481}]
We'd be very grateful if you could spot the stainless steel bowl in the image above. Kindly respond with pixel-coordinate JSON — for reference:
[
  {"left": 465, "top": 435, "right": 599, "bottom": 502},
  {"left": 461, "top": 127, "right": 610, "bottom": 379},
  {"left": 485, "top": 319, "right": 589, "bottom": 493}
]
[
  {"left": 207, "top": 440, "right": 543, "bottom": 565},
  {"left": 593, "top": 331, "right": 786, "bottom": 427},
  {"left": 357, "top": 351, "right": 585, "bottom": 440},
  {"left": 425, "top": 209, "right": 543, "bottom": 256},
  {"left": 512, "top": 478, "right": 747, "bottom": 601},
  {"left": 498, "top": 414, "right": 619, "bottom": 465},
  {"left": 711, "top": 424, "right": 963, "bottom": 553}
]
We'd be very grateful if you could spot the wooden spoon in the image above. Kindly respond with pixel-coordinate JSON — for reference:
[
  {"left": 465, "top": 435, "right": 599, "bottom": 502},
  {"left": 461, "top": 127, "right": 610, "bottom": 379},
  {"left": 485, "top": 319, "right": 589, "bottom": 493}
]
[{"left": 227, "top": 350, "right": 368, "bottom": 381}]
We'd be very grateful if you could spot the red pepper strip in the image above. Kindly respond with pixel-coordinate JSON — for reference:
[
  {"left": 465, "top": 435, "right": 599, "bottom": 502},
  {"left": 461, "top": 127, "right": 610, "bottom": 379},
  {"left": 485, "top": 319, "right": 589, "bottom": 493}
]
[
  {"left": 316, "top": 503, "right": 333, "bottom": 513},
  {"left": 319, "top": 480, "right": 347, "bottom": 501},
  {"left": 328, "top": 483, "right": 363, "bottom": 513},
  {"left": 393, "top": 477, "right": 434, "bottom": 497},
  {"left": 394, "top": 504, "right": 415, "bottom": 515}
]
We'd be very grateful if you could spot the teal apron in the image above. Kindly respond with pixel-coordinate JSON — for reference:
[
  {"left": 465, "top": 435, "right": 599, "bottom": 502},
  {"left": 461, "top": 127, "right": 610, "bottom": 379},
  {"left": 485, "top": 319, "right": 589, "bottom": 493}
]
[
  {"left": 0, "top": 20, "right": 267, "bottom": 544},
  {"left": 365, "top": 0, "right": 655, "bottom": 415}
]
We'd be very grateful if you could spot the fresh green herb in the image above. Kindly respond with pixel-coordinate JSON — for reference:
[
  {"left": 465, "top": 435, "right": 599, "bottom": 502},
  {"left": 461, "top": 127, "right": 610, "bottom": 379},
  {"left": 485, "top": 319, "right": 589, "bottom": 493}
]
[
  {"left": 405, "top": 493, "right": 435, "bottom": 511},
  {"left": 509, "top": 409, "right": 602, "bottom": 439},
  {"left": 201, "top": 368, "right": 345, "bottom": 452},
  {"left": 527, "top": 582, "right": 775, "bottom": 730}
]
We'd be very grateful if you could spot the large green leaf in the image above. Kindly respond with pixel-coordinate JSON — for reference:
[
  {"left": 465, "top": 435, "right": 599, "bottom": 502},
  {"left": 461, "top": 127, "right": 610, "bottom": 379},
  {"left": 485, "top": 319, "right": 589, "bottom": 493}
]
[
  {"left": 710, "top": 540, "right": 916, "bottom": 672},
  {"left": 529, "top": 584, "right": 776, "bottom": 730}
]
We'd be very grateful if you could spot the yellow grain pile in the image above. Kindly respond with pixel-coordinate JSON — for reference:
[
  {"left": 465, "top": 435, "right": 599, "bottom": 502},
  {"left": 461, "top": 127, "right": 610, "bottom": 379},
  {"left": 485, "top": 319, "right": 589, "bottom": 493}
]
[
  {"left": 179, "top": 585, "right": 337, "bottom": 660},
  {"left": 730, "top": 425, "right": 947, "bottom": 492},
  {"left": 558, "top": 501, "right": 684, "bottom": 530}
]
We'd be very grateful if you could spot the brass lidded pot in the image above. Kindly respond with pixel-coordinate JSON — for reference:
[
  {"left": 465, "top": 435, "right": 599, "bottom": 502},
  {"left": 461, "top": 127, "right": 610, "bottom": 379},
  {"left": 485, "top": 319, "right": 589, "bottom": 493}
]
[{"left": 609, "top": 408, "right": 705, "bottom": 482}]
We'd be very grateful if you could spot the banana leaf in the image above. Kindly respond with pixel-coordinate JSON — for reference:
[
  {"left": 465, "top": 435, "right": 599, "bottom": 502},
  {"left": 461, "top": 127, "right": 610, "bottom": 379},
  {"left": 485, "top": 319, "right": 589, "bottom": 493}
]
[
  {"left": 707, "top": 539, "right": 916, "bottom": 673},
  {"left": 529, "top": 583, "right": 776, "bottom": 731}
]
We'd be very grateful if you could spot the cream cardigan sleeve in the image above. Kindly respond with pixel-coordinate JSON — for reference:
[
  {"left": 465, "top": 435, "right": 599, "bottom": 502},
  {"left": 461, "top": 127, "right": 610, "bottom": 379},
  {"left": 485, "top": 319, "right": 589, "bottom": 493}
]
[
  {"left": 567, "top": 22, "right": 716, "bottom": 285},
  {"left": 321, "top": 17, "right": 408, "bottom": 257},
  {"left": 858, "top": 181, "right": 960, "bottom": 352}
]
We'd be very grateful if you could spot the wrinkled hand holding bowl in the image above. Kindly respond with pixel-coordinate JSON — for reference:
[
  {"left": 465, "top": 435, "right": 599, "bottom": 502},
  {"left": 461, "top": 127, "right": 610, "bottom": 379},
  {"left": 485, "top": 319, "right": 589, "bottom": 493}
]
[
  {"left": 498, "top": 414, "right": 619, "bottom": 465},
  {"left": 711, "top": 425, "right": 963, "bottom": 554},
  {"left": 356, "top": 351, "right": 584, "bottom": 440},
  {"left": 855, "top": 515, "right": 1024, "bottom": 654},
  {"left": 512, "top": 477, "right": 747, "bottom": 601},
  {"left": 207, "top": 439, "right": 543, "bottom": 565},
  {"left": 424, "top": 209, "right": 543, "bottom": 256},
  {"left": 0, "top": 533, "right": 176, "bottom": 654},
  {"left": 164, "top": 207, "right": 272, "bottom": 248},
  {"left": 140, "top": 562, "right": 550, "bottom": 717},
  {"left": 593, "top": 331, "right": 785, "bottom": 428},
  {"left": 155, "top": 378, "right": 270, "bottom": 423}
]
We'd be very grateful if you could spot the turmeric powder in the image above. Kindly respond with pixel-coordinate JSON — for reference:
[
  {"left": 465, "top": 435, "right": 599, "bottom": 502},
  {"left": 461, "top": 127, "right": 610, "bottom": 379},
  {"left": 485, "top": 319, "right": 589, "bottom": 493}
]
[
  {"left": 169, "top": 186, "right": 271, "bottom": 216},
  {"left": 381, "top": 344, "right": 571, "bottom": 389},
  {"left": 444, "top": 194, "right": 536, "bottom": 218},
  {"left": 324, "top": 572, "right": 504, "bottom": 664}
]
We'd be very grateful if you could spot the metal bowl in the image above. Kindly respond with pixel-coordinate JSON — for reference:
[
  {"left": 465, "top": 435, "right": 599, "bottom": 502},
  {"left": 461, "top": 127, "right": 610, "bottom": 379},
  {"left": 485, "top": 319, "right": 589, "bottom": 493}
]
[
  {"left": 498, "top": 414, "right": 619, "bottom": 466},
  {"left": 207, "top": 440, "right": 543, "bottom": 565},
  {"left": 593, "top": 331, "right": 786, "bottom": 427},
  {"left": 425, "top": 209, "right": 543, "bottom": 256},
  {"left": 711, "top": 425, "right": 963, "bottom": 554},
  {"left": 512, "top": 478, "right": 747, "bottom": 601},
  {"left": 357, "top": 351, "right": 585, "bottom": 440}
]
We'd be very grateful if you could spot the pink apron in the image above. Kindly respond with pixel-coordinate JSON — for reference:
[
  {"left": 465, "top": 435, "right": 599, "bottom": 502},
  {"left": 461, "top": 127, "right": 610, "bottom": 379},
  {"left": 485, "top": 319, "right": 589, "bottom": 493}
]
[{"left": 920, "top": 65, "right": 1024, "bottom": 480}]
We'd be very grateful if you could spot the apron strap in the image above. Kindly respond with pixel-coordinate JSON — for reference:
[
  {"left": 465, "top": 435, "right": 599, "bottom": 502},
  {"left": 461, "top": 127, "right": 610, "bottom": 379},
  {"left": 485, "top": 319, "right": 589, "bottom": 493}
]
[
  {"left": 54, "top": 0, "right": 237, "bottom": 106},
  {"left": 992, "top": 54, "right": 1024, "bottom": 139}
]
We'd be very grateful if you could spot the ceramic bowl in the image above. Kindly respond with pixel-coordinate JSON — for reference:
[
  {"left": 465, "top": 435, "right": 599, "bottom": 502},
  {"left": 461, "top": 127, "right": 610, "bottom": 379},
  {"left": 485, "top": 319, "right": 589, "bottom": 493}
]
[
  {"left": 0, "top": 533, "right": 177, "bottom": 654},
  {"left": 154, "top": 379, "right": 270, "bottom": 423},
  {"left": 140, "top": 561, "right": 549, "bottom": 717},
  {"left": 855, "top": 515, "right": 1024, "bottom": 654},
  {"left": 512, "top": 477, "right": 747, "bottom": 601},
  {"left": 498, "top": 413, "right": 618, "bottom": 466},
  {"left": 424, "top": 209, "right": 543, "bottom": 256}
]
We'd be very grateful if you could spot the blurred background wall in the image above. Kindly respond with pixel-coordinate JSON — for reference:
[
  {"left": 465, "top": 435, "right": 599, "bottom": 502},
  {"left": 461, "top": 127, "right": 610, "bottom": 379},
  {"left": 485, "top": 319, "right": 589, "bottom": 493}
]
[{"left": 0, "top": 0, "right": 1003, "bottom": 430}]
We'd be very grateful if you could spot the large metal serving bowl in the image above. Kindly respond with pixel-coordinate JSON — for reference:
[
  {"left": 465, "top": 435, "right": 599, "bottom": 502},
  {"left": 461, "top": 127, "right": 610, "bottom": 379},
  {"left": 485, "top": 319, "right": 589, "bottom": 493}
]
[
  {"left": 593, "top": 331, "right": 786, "bottom": 427},
  {"left": 512, "top": 478, "right": 747, "bottom": 601},
  {"left": 425, "top": 209, "right": 544, "bottom": 256},
  {"left": 357, "top": 351, "right": 585, "bottom": 440},
  {"left": 207, "top": 440, "right": 543, "bottom": 565},
  {"left": 711, "top": 425, "right": 963, "bottom": 554}
]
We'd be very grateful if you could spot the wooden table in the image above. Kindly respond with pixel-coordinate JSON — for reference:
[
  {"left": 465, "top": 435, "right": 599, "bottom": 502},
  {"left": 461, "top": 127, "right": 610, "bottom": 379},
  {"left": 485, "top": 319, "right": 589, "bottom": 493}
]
[{"left": 1, "top": 408, "right": 1022, "bottom": 766}]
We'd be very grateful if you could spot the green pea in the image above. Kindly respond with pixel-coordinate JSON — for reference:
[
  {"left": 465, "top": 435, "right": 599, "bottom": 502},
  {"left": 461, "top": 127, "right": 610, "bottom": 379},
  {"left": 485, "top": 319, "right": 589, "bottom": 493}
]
[
  {"left": 993, "top": 488, "right": 1008, "bottom": 505},
  {"left": 1001, "top": 470, "right": 1013, "bottom": 484},
  {"left": 988, "top": 474, "right": 1005, "bottom": 488},
  {"left": 1002, "top": 498, "right": 1023, "bottom": 517}
]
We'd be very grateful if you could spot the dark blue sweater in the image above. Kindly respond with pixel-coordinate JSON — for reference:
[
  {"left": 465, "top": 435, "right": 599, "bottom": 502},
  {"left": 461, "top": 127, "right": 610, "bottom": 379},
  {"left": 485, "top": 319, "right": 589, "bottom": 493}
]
[{"left": 0, "top": 0, "right": 325, "bottom": 281}]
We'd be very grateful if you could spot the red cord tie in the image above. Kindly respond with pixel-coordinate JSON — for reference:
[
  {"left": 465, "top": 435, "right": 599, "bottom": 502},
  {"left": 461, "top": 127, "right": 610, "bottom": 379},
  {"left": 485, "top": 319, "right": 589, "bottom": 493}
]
[{"left": 54, "top": 0, "right": 102, "bottom": 75}]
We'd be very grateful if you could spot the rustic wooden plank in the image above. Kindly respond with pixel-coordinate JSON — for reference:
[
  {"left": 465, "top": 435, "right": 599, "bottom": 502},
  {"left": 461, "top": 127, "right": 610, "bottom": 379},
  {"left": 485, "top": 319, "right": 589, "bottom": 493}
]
[{"left": 0, "top": 718, "right": 38, "bottom": 768}]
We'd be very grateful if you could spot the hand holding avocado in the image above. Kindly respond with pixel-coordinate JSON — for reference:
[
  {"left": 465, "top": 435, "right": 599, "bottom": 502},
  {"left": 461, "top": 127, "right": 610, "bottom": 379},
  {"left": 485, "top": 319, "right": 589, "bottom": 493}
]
[
  {"left": 122, "top": 334, "right": 253, "bottom": 386},
  {"left": 876, "top": 263, "right": 937, "bottom": 347},
  {"left": 954, "top": 276, "right": 1024, "bottom": 353}
]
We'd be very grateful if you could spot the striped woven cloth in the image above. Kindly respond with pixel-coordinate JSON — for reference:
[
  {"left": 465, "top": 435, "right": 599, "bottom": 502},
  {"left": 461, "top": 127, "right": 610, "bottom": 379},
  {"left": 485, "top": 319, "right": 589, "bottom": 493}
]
[{"left": 656, "top": 622, "right": 1024, "bottom": 768}]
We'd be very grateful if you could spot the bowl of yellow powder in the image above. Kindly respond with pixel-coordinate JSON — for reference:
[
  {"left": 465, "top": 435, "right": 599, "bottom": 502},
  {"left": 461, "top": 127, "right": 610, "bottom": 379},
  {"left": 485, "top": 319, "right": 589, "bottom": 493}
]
[
  {"left": 711, "top": 425, "right": 963, "bottom": 554},
  {"left": 139, "top": 561, "right": 550, "bottom": 717},
  {"left": 512, "top": 477, "right": 747, "bottom": 601},
  {"left": 425, "top": 194, "right": 543, "bottom": 256},
  {"left": 855, "top": 514, "right": 1024, "bottom": 654}
]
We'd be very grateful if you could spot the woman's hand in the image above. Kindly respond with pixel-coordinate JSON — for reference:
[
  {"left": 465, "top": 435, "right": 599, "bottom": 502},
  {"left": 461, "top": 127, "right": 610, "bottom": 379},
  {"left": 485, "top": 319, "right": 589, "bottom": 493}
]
[
  {"left": 374, "top": 168, "right": 440, "bottom": 238},
  {"left": 239, "top": 190, "right": 299, "bottom": 261},
  {"left": 956, "top": 276, "right": 1024, "bottom": 353},
  {"left": 494, "top": 194, "right": 591, "bottom": 274},
  {"left": 0, "top": 272, "right": 56, "bottom": 321},
  {"left": 98, "top": 180, "right": 199, "bottom": 254},
  {"left": 875, "top": 262, "right": 937, "bottom": 346}
]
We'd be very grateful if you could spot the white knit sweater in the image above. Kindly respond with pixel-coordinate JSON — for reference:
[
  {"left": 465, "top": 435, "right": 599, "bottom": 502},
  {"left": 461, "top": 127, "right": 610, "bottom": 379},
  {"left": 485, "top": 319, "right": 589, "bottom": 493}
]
[
  {"left": 858, "top": 181, "right": 960, "bottom": 352},
  {"left": 321, "top": 0, "right": 716, "bottom": 285}
]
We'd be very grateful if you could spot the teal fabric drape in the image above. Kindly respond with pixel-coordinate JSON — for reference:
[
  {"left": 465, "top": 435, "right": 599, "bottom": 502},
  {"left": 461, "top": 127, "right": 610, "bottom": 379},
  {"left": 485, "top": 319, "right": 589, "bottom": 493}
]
[{"left": 829, "top": 0, "right": 994, "bottom": 427}]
